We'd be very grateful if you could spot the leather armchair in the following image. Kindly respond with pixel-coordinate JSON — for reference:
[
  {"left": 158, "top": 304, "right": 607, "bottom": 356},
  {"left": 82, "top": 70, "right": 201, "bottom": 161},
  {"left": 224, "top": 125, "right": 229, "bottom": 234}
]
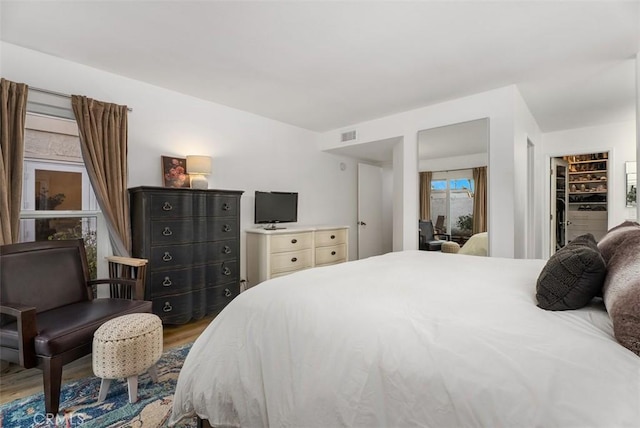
[
  {"left": 0, "top": 239, "right": 152, "bottom": 415},
  {"left": 419, "top": 220, "right": 451, "bottom": 251}
]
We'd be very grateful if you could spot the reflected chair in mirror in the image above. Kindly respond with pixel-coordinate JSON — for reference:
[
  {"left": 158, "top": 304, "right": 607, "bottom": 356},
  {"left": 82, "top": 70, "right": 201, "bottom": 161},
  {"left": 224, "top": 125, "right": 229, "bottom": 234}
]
[
  {"left": 419, "top": 220, "right": 451, "bottom": 251},
  {"left": 434, "top": 215, "right": 446, "bottom": 235},
  {"left": 0, "top": 239, "right": 152, "bottom": 415}
]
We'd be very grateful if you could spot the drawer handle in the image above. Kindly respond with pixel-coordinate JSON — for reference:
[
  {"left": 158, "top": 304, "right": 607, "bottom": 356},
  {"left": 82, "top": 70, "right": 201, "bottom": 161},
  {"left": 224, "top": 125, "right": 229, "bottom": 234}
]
[
  {"left": 291, "top": 239, "right": 297, "bottom": 244},
  {"left": 222, "top": 203, "right": 230, "bottom": 211},
  {"left": 331, "top": 235, "right": 336, "bottom": 239},
  {"left": 222, "top": 265, "right": 232, "bottom": 276},
  {"left": 223, "top": 224, "right": 232, "bottom": 232},
  {"left": 162, "top": 276, "right": 172, "bottom": 287},
  {"left": 163, "top": 302, "right": 173, "bottom": 312},
  {"left": 162, "top": 202, "right": 173, "bottom": 211},
  {"left": 291, "top": 257, "right": 297, "bottom": 262},
  {"left": 162, "top": 227, "right": 173, "bottom": 236},
  {"left": 162, "top": 252, "right": 173, "bottom": 262},
  {"left": 222, "top": 245, "right": 232, "bottom": 254},
  {"left": 331, "top": 251, "right": 336, "bottom": 256},
  {"left": 224, "top": 288, "right": 232, "bottom": 297}
]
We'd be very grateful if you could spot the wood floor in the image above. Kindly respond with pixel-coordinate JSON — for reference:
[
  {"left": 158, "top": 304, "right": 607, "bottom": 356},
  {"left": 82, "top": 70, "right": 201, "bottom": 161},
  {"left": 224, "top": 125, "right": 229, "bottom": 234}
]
[{"left": 0, "top": 314, "right": 216, "bottom": 405}]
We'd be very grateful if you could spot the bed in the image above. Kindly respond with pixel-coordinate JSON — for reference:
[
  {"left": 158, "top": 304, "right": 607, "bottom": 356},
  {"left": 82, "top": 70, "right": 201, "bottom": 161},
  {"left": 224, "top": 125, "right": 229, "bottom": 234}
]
[{"left": 169, "top": 250, "right": 640, "bottom": 427}]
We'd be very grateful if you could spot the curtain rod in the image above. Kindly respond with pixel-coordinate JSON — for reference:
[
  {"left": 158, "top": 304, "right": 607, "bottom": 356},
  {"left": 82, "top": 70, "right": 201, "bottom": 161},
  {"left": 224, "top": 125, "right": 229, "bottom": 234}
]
[{"left": 30, "top": 86, "right": 133, "bottom": 112}]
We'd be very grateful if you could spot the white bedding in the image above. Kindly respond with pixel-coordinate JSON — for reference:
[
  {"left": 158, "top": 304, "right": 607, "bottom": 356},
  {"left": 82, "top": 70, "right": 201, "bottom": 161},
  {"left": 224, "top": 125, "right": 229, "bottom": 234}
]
[{"left": 170, "top": 251, "right": 640, "bottom": 427}]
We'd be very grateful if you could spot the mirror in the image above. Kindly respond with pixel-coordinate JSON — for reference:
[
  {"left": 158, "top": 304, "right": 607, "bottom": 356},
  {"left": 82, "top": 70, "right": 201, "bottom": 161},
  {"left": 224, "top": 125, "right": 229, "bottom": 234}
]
[
  {"left": 418, "top": 118, "right": 489, "bottom": 249},
  {"left": 626, "top": 161, "right": 637, "bottom": 208}
]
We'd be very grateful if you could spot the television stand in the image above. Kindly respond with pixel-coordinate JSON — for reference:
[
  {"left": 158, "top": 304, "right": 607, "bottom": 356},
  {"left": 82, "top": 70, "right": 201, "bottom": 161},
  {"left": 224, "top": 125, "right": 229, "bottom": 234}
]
[{"left": 263, "top": 224, "right": 286, "bottom": 230}]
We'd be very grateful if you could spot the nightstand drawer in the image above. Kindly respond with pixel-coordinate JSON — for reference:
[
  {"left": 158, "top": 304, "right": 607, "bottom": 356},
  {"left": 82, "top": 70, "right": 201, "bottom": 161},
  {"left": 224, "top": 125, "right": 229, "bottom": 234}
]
[
  {"left": 270, "top": 249, "right": 313, "bottom": 274},
  {"left": 315, "top": 229, "right": 347, "bottom": 247},
  {"left": 315, "top": 244, "right": 346, "bottom": 266},
  {"left": 270, "top": 233, "right": 313, "bottom": 253}
]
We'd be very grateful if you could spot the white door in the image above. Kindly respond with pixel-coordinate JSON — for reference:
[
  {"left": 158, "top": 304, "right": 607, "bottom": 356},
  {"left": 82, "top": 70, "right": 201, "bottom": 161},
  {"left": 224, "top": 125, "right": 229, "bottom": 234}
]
[
  {"left": 550, "top": 158, "right": 569, "bottom": 255},
  {"left": 358, "top": 163, "right": 384, "bottom": 259}
]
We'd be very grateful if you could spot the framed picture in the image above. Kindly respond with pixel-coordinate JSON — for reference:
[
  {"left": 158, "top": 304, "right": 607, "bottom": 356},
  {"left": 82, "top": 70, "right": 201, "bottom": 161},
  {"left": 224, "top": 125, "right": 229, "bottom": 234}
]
[{"left": 161, "top": 156, "right": 190, "bottom": 188}]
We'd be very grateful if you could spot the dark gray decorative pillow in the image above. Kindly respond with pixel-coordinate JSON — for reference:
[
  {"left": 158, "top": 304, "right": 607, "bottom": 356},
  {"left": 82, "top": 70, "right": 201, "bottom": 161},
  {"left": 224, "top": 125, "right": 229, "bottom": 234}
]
[
  {"left": 603, "top": 233, "right": 640, "bottom": 356},
  {"left": 536, "top": 233, "right": 606, "bottom": 311},
  {"left": 597, "top": 221, "right": 640, "bottom": 264}
]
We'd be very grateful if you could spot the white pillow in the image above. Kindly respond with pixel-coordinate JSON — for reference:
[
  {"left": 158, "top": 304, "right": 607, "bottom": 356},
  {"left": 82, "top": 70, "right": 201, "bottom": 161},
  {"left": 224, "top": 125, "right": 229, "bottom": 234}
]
[{"left": 458, "top": 232, "right": 488, "bottom": 256}]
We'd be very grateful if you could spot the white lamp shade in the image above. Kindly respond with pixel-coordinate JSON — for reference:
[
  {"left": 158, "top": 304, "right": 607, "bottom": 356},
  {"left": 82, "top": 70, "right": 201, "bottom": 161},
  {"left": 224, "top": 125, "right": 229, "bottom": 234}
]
[{"left": 186, "top": 155, "right": 212, "bottom": 175}]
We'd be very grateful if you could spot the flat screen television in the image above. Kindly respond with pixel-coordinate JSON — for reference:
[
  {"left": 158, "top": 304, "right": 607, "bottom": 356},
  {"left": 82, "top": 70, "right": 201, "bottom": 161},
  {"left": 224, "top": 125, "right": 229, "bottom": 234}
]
[{"left": 254, "top": 191, "right": 298, "bottom": 229}]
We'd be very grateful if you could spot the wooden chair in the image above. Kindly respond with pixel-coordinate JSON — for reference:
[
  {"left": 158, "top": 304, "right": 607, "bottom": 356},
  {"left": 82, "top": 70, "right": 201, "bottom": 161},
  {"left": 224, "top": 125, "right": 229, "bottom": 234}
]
[
  {"left": 434, "top": 215, "right": 446, "bottom": 235},
  {"left": 0, "top": 239, "right": 152, "bottom": 415},
  {"left": 106, "top": 256, "right": 148, "bottom": 299}
]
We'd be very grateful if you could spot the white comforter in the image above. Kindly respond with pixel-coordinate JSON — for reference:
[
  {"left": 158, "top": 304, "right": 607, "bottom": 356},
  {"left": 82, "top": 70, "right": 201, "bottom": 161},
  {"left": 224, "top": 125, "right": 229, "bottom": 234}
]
[{"left": 170, "top": 251, "right": 640, "bottom": 427}]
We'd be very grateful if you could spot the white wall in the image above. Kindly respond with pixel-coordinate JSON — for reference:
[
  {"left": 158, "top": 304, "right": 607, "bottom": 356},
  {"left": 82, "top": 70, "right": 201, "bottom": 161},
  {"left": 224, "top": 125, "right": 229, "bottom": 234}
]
[
  {"left": 2, "top": 42, "right": 359, "bottom": 279},
  {"left": 514, "top": 87, "right": 544, "bottom": 258},
  {"left": 419, "top": 152, "right": 487, "bottom": 172},
  {"left": 320, "top": 86, "right": 528, "bottom": 258},
  {"left": 381, "top": 164, "right": 394, "bottom": 254},
  {"left": 541, "top": 120, "right": 636, "bottom": 257}
]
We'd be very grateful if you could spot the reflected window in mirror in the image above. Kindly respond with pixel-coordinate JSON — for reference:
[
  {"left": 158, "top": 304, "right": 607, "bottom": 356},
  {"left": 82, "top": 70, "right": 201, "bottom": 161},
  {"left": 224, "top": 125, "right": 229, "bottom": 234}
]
[
  {"left": 626, "top": 161, "right": 636, "bottom": 208},
  {"left": 428, "top": 170, "right": 475, "bottom": 244}
]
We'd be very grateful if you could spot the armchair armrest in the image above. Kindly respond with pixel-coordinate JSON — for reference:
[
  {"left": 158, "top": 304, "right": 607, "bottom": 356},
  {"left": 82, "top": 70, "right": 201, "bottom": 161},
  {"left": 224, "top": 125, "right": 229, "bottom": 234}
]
[
  {"left": 105, "top": 256, "right": 148, "bottom": 300},
  {"left": 0, "top": 303, "right": 37, "bottom": 368},
  {"left": 88, "top": 278, "right": 145, "bottom": 300},
  {"left": 434, "top": 233, "right": 451, "bottom": 241}
]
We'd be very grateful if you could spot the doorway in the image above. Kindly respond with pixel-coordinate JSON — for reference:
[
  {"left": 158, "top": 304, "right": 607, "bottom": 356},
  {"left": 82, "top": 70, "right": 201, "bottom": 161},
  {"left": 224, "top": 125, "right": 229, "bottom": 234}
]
[
  {"left": 550, "top": 152, "right": 609, "bottom": 254},
  {"left": 357, "top": 162, "right": 385, "bottom": 259}
]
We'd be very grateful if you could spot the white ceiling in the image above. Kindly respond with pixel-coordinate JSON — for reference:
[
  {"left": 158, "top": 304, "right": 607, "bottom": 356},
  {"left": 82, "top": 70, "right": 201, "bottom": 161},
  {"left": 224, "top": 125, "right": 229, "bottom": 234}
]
[{"left": 1, "top": 1, "right": 638, "bottom": 133}]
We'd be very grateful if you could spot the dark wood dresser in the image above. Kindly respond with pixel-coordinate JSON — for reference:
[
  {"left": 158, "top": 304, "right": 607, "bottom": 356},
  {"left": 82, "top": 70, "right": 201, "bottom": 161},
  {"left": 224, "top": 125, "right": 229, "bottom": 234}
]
[{"left": 129, "top": 186, "right": 243, "bottom": 324}]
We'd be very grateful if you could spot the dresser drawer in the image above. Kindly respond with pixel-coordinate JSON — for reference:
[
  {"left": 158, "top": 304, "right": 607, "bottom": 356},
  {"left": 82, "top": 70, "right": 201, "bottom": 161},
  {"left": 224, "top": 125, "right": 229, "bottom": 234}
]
[
  {"left": 315, "top": 229, "right": 347, "bottom": 247},
  {"left": 270, "top": 249, "right": 313, "bottom": 274},
  {"left": 151, "top": 220, "right": 194, "bottom": 244},
  {"left": 203, "top": 282, "right": 240, "bottom": 311},
  {"left": 205, "top": 195, "right": 239, "bottom": 217},
  {"left": 151, "top": 218, "right": 238, "bottom": 244},
  {"left": 315, "top": 243, "right": 346, "bottom": 266},
  {"left": 270, "top": 232, "right": 313, "bottom": 253},
  {"left": 149, "top": 265, "right": 197, "bottom": 296},
  {"left": 150, "top": 240, "right": 238, "bottom": 268},
  {"left": 150, "top": 193, "right": 193, "bottom": 219},
  {"left": 152, "top": 292, "right": 195, "bottom": 324},
  {"left": 148, "top": 260, "right": 238, "bottom": 297}
]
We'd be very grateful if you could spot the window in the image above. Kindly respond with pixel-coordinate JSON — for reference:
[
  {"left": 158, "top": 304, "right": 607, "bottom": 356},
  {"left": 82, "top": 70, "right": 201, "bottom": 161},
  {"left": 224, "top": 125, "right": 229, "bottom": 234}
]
[
  {"left": 19, "top": 112, "right": 106, "bottom": 279},
  {"left": 430, "top": 170, "right": 475, "bottom": 238}
]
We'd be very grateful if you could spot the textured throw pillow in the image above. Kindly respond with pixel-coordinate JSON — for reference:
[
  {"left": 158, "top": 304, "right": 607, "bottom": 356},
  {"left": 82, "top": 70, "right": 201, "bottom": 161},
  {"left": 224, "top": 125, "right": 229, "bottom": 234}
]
[
  {"left": 536, "top": 233, "right": 606, "bottom": 311},
  {"left": 602, "top": 233, "right": 640, "bottom": 356},
  {"left": 597, "top": 221, "right": 640, "bottom": 264}
]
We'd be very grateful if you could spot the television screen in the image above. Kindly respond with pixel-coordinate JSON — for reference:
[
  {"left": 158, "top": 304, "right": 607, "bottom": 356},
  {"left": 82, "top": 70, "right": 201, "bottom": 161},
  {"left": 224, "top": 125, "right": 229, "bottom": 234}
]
[{"left": 254, "top": 191, "right": 298, "bottom": 225}]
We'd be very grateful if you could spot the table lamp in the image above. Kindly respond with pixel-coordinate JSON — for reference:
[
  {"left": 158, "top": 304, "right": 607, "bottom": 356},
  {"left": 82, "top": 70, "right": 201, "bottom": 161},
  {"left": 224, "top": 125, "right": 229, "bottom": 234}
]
[{"left": 186, "top": 155, "right": 212, "bottom": 189}]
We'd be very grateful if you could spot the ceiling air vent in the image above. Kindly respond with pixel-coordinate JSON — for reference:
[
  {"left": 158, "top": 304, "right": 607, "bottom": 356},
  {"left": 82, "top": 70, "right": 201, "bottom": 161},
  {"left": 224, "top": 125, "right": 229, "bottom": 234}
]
[{"left": 340, "top": 130, "right": 357, "bottom": 143}]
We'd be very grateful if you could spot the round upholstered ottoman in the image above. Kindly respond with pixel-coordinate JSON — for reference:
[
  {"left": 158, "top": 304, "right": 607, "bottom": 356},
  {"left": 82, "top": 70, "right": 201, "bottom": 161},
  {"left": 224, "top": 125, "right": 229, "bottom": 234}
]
[
  {"left": 93, "top": 313, "right": 163, "bottom": 403},
  {"left": 441, "top": 241, "right": 461, "bottom": 254}
]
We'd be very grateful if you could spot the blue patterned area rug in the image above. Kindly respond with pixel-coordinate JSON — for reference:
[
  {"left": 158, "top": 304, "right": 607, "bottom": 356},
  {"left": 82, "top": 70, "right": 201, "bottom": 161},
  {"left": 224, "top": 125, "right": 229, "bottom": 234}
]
[{"left": 0, "top": 343, "right": 196, "bottom": 427}]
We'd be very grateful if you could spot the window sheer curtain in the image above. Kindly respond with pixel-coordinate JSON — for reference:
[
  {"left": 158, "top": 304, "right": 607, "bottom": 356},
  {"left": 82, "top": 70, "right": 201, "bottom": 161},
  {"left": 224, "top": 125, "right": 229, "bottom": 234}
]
[
  {"left": 419, "top": 171, "right": 432, "bottom": 221},
  {"left": 0, "top": 79, "right": 28, "bottom": 245},
  {"left": 473, "top": 166, "right": 487, "bottom": 234},
  {"left": 71, "top": 95, "right": 131, "bottom": 256}
]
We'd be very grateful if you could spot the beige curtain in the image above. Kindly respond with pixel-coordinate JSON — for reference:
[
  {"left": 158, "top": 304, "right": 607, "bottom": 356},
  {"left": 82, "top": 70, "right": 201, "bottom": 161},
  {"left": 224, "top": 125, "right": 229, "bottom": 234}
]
[
  {"left": 473, "top": 166, "right": 487, "bottom": 234},
  {"left": 419, "top": 171, "right": 432, "bottom": 221},
  {"left": 72, "top": 96, "right": 131, "bottom": 256},
  {"left": 0, "top": 79, "right": 28, "bottom": 245}
]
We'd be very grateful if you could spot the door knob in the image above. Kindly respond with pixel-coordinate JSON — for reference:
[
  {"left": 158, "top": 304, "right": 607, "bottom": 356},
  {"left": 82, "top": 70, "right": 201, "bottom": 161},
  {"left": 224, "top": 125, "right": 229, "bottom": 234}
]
[{"left": 358, "top": 221, "right": 367, "bottom": 226}]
